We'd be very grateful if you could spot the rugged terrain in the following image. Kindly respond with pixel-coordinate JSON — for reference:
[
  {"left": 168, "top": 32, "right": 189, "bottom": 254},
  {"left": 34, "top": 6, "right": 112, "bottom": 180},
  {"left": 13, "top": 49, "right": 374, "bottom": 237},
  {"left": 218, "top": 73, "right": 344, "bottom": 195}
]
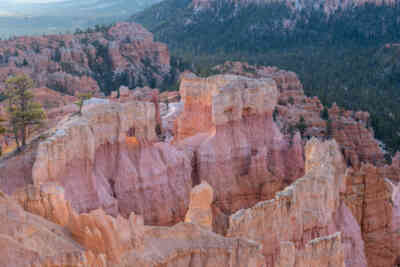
[
  {"left": 133, "top": 0, "right": 400, "bottom": 154},
  {"left": 0, "top": 0, "right": 162, "bottom": 38},
  {"left": 0, "top": 63, "right": 399, "bottom": 266},
  {"left": 0, "top": 22, "right": 172, "bottom": 97},
  {"left": 191, "top": 0, "right": 396, "bottom": 13}
]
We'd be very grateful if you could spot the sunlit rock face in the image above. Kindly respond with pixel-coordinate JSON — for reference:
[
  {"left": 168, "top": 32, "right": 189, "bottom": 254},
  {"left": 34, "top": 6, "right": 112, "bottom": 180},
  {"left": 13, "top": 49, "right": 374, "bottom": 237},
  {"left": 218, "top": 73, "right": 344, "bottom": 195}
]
[
  {"left": 0, "top": 189, "right": 106, "bottom": 267},
  {"left": 177, "top": 73, "right": 305, "bottom": 215},
  {"left": 9, "top": 181, "right": 266, "bottom": 267},
  {"left": 185, "top": 181, "right": 214, "bottom": 230},
  {"left": 2, "top": 100, "right": 191, "bottom": 227},
  {"left": 343, "top": 163, "right": 400, "bottom": 267},
  {"left": 226, "top": 139, "right": 364, "bottom": 267},
  {"left": 214, "top": 61, "right": 386, "bottom": 170},
  {"left": 0, "top": 62, "right": 399, "bottom": 267}
]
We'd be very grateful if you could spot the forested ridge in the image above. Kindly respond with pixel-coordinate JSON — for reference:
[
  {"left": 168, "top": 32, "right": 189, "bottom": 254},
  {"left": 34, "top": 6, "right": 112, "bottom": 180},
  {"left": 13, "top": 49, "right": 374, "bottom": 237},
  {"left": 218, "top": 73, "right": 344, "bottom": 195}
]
[{"left": 133, "top": 0, "right": 400, "bottom": 153}]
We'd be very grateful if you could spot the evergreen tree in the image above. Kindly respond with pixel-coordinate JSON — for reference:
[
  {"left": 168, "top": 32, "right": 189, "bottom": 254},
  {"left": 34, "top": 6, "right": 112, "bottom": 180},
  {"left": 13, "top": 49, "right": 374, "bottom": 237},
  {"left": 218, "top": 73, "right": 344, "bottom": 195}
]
[
  {"left": 326, "top": 119, "right": 333, "bottom": 138},
  {"left": 75, "top": 92, "right": 93, "bottom": 115},
  {"left": 5, "top": 75, "right": 46, "bottom": 151},
  {"left": 320, "top": 107, "right": 329, "bottom": 120},
  {"left": 295, "top": 116, "right": 307, "bottom": 136},
  {"left": 0, "top": 117, "right": 5, "bottom": 156}
]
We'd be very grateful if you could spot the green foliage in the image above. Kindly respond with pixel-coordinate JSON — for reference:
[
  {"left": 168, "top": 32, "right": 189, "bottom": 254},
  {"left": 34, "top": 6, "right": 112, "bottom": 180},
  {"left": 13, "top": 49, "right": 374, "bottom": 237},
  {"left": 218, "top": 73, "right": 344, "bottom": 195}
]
[
  {"left": 155, "top": 123, "right": 163, "bottom": 140},
  {"left": 0, "top": 118, "right": 5, "bottom": 135},
  {"left": 0, "top": 93, "right": 6, "bottom": 102},
  {"left": 5, "top": 74, "right": 46, "bottom": 150},
  {"left": 273, "top": 108, "right": 279, "bottom": 122},
  {"left": 75, "top": 24, "right": 114, "bottom": 36},
  {"left": 165, "top": 98, "right": 169, "bottom": 112},
  {"left": 133, "top": 1, "right": 400, "bottom": 154},
  {"left": 320, "top": 107, "right": 330, "bottom": 120},
  {"left": 53, "top": 48, "right": 62, "bottom": 62},
  {"left": 134, "top": 1, "right": 400, "bottom": 54},
  {"left": 326, "top": 119, "right": 333, "bottom": 138},
  {"left": 295, "top": 116, "right": 307, "bottom": 136},
  {"left": 0, "top": 117, "right": 5, "bottom": 157},
  {"left": 75, "top": 92, "right": 93, "bottom": 115}
]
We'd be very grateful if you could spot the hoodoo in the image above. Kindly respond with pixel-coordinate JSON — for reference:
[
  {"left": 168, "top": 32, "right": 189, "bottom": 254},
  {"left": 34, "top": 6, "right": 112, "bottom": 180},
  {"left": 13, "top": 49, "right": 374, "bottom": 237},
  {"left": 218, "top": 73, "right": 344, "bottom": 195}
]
[{"left": 0, "top": 63, "right": 399, "bottom": 266}]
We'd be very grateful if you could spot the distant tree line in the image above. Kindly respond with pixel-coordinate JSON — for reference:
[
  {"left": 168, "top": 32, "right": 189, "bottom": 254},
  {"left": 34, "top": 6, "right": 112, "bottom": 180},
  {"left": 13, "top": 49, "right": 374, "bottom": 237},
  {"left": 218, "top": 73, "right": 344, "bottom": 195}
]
[{"left": 133, "top": 0, "right": 400, "bottom": 154}]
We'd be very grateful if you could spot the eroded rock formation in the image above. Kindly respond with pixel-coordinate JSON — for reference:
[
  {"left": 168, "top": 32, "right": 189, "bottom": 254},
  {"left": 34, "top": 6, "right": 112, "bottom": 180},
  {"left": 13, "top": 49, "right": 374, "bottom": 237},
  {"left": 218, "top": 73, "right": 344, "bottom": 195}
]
[
  {"left": 0, "top": 189, "right": 106, "bottom": 267},
  {"left": 1, "top": 99, "right": 192, "bottom": 227},
  {"left": 177, "top": 73, "right": 305, "bottom": 215},
  {"left": 343, "top": 164, "right": 400, "bottom": 267},
  {"left": 9, "top": 180, "right": 266, "bottom": 266},
  {"left": 184, "top": 181, "right": 214, "bottom": 230},
  {"left": 214, "top": 61, "right": 386, "bottom": 169},
  {"left": 0, "top": 22, "right": 171, "bottom": 96},
  {"left": 226, "top": 139, "right": 354, "bottom": 266},
  {"left": 0, "top": 62, "right": 399, "bottom": 267}
]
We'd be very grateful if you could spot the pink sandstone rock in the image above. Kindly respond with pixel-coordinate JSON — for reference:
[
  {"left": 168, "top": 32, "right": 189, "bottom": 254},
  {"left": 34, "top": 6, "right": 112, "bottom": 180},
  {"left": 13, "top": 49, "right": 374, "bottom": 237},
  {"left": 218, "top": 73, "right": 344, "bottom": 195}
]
[
  {"left": 0, "top": 22, "right": 171, "bottom": 97},
  {"left": 22, "top": 100, "right": 191, "bottom": 226},
  {"left": 177, "top": 73, "right": 305, "bottom": 215},
  {"left": 0, "top": 63, "right": 398, "bottom": 267},
  {"left": 184, "top": 181, "right": 214, "bottom": 230},
  {"left": 11, "top": 182, "right": 266, "bottom": 267},
  {"left": 343, "top": 164, "right": 400, "bottom": 267},
  {"left": 277, "top": 232, "right": 345, "bottom": 267},
  {"left": 226, "top": 139, "right": 365, "bottom": 267},
  {"left": 0, "top": 190, "right": 106, "bottom": 267},
  {"left": 14, "top": 183, "right": 71, "bottom": 227},
  {"left": 214, "top": 61, "right": 386, "bottom": 170}
]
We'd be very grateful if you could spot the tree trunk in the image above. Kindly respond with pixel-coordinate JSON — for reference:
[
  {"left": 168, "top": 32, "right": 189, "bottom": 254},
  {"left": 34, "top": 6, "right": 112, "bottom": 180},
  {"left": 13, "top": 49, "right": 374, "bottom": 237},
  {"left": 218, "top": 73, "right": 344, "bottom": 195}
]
[
  {"left": 21, "top": 126, "right": 26, "bottom": 147},
  {"left": 14, "top": 128, "right": 20, "bottom": 151}
]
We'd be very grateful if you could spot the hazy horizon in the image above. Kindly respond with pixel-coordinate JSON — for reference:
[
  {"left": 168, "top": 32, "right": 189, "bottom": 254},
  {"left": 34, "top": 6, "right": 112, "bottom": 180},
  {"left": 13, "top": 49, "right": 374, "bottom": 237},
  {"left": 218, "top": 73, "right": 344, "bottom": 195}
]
[{"left": 0, "top": 0, "right": 161, "bottom": 37}]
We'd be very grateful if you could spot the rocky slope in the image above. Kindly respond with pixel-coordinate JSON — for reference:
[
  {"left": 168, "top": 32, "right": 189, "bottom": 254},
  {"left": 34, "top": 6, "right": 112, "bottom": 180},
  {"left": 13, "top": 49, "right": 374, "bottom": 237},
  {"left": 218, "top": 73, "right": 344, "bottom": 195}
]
[
  {"left": 176, "top": 73, "right": 305, "bottom": 214},
  {"left": 0, "top": 0, "right": 163, "bottom": 38},
  {"left": 213, "top": 61, "right": 386, "bottom": 168},
  {"left": 0, "top": 189, "right": 106, "bottom": 266},
  {"left": 3, "top": 137, "right": 398, "bottom": 266},
  {"left": 191, "top": 0, "right": 396, "bottom": 13},
  {"left": 0, "top": 63, "right": 399, "bottom": 266},
  {"left": 28, "top": 99, "right": 191, "bottom": 226},
  {"left": 133, "top": 0, "right": 400, "bottom": 155},
  {"left": 0, "top": 22, "right": 171, "bottom": 96},
  {"left": 227, "top": 138, "right": 355, "bottom": 267}
]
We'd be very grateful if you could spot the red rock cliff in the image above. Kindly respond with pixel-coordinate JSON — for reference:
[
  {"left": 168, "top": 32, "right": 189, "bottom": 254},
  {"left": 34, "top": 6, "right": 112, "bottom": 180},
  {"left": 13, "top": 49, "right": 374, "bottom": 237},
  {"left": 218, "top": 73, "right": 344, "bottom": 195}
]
[{"left": 0, "top": 22, "right": 171, "bottom": 96}]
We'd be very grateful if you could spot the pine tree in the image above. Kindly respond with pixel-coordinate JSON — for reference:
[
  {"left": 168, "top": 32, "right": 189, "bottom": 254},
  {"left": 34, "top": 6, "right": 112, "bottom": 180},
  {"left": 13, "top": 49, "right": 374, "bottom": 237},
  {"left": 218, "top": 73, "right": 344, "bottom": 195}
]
[
  {"left": 326, "top": 119, "right": 333, "bottom": 138},
  {"left": 75, "top": 92, "right": 93, "bottom": 115},
  {"left": 320, "top": 107, "right": 329, "bottom": 120},
  {"left": 295, "top": 116, "right": 307, "bottom": 136},
  {"left": 0, "top": 117, "right": 5, "bottom": 156},
  {"left": 5, "top": 75, "right": 46, "bottom": 150}
]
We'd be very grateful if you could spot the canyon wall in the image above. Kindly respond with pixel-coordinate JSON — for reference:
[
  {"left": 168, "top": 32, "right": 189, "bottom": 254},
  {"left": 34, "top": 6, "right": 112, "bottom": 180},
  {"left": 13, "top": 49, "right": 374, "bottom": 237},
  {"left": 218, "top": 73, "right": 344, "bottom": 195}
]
[
  {"left": 31, "top": 100, "right": 192, "bottom": 226},
  {"left": 214, "top": 61, "right": 386, "bottom": 169},
  {"left": 0, "top": 22, "right": 170, "bottom": 96},
  {"left": 0, "top": 63, "right": 399, "bottom": 266},
  {"left": 11, "top": 181, "right": 266, "bottom": 266},
  {"left": 6, "top": 137, "right": 391, "bottom": 267},
  {"left": 177, "top": 73, "right": 305, "bottom": 215}
]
